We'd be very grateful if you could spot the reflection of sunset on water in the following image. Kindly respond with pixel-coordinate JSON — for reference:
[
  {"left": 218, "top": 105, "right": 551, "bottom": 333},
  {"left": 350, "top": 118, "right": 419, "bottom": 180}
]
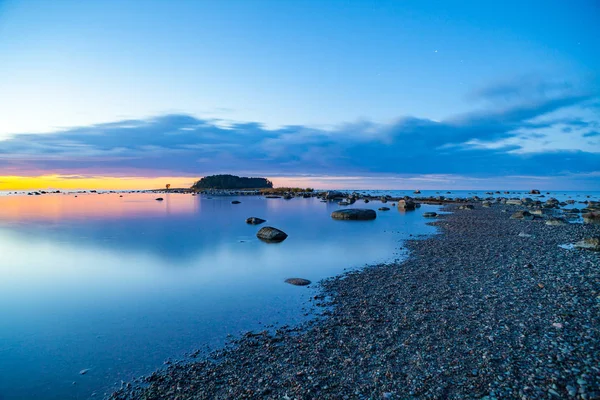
[{"left": 0, "top": 193, "right": 199, "bottom": 222}]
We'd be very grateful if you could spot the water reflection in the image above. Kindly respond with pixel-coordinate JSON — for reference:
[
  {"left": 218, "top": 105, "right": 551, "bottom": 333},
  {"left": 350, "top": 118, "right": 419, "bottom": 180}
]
[{"left": 0, "top": 194, "right": 437, "bottom": 400}]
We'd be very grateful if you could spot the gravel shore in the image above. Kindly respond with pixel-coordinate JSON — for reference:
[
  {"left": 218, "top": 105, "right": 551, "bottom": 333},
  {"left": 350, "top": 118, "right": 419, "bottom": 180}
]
[{"left": 110, "top": 204, "right": 599, "bottom": 399}]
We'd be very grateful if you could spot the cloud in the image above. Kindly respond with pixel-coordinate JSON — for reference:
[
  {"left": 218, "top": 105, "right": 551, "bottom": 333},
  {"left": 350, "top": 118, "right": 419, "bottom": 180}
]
[{"left": 0, "top": 79, "right": 598, "bottom": 181}]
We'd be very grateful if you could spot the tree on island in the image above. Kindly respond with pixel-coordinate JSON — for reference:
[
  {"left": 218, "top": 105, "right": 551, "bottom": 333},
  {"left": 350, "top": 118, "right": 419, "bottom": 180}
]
[{"left": 192, "top": 174, "right": 273, "bottom": 190}]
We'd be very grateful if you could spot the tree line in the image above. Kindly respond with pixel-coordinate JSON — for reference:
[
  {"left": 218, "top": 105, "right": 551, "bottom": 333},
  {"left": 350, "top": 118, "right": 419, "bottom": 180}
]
[{"left": 192, "top": 174, "right": 274, "bottom": 189}]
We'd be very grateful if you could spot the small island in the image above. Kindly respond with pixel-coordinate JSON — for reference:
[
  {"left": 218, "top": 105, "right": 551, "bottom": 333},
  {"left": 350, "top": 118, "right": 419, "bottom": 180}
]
[{"left": 192, "top": 174, "right": 273, "bottom": 190}]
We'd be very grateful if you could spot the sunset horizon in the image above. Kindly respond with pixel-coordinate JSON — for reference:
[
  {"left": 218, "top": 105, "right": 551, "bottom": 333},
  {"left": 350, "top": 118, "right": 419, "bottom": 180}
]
[{"left": 1, "top": 1, "right": 598, "bottom": 399}]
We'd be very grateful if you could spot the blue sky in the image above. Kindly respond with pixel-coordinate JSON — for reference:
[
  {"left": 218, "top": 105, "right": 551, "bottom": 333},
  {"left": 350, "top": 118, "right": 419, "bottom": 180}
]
[{"left": 0, "top": 0, "right": 598, "bottom": 189}]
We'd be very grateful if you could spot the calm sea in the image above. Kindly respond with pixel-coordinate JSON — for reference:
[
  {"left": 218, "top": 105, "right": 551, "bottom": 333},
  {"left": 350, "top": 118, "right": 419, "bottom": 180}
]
[{"left": 0, "top": 192, "right": 443, "bottom": 400}]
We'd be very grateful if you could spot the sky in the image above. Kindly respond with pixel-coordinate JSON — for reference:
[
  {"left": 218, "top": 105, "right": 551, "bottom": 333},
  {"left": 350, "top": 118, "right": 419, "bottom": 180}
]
[{"left": 0, "top": 0, "right": 599, "bottom": 190}]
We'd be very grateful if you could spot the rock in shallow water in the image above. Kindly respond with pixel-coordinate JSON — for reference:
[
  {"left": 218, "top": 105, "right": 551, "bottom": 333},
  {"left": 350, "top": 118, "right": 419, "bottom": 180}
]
[
  {"left": 246, "top": 217, "right": 266, "bottom": 225},
  {"left": 256, "top": 226, "right": 288, "bottom": 242},
  {"left": 231, "top": 200, "right": 241, "bottom": 204},
  {"left": 423, "top": 212, "right": 437, "bottom": 218},
  {"left": 378, "top": 207, "right": 390, "bottom": 211},
  {"left": 397, "top": 199, "right": 416, "bottom": 210},
  {"left": 284, "top": 278, "right": 311, "bottom": 286},
  {"left": 331, "top": 209, "right": 376, "bottom": 220}
]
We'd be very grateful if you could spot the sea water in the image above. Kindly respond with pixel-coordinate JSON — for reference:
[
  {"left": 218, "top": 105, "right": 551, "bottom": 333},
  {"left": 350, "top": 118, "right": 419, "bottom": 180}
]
[{"left": 0, "top": 193, "right": 439, "bottom": 400}]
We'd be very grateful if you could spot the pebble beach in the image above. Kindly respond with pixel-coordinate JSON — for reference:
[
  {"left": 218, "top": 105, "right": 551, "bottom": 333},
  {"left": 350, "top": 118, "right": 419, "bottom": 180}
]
[{"left": 110, "top": 201, "right": 600, "bottom": 399}]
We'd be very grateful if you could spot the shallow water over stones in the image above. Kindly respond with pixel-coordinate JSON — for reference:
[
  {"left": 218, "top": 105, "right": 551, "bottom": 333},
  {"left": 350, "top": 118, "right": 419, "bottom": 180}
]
[{"left": 0, "top": 193, "right": 437, "bottom": 400}]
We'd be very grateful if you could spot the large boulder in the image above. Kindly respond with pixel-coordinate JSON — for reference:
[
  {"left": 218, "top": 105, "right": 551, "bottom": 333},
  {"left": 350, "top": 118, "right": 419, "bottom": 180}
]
[
  {"left": 530, "top": 189, "right": 541, "bottom": 194},
  {"left": 256, "top": 227, "right": 288, "bottom": 242},
  {"left": 325, "top": 191, "right": 345, "bottom": 200},
  {"left": 583, "top": 212, "right": 600, "bottom": 225},
  {"left": 397, "top": 199, "right": 416, "bottom": 210},
  {"left": 511, "top": 210, "right": 534, "bottom": 220},
  {"left": 574, "top": 237, "right": 600, "bottom": 251},
  {"left": 482, "top": 201, "right": 492, "bottom": 207},
  {"left": 331, "top": 209, "right": 377, "bottom": 220},
  {"left": 246, "top": 217, "right": 266, "bottom": 225},
  {"left": 545, "top": 198, "right": 559, "bottom": 208},
  {"left": 506, "top": 199, "right": 522, "bottom": 206}
]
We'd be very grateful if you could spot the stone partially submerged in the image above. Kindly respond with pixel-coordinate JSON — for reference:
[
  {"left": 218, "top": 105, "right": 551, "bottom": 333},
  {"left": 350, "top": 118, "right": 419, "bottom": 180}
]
[
  {"left": 397, "top": 199, "right": 416, "bottom": 210},
  {"left": 246, "top": 217, "right": 266, "bottom": 225},
  {"left": 256, "top": 226, "right": 288, "bottom": 242},
  {"left": 423, "top": 212, "right": 437, "bottom": 218},
  {"left": 331, "top": 209, "right": 376, "bottom": 220},
  {"left": 284, "top": 278, "right": 311, "bottom": 286}
]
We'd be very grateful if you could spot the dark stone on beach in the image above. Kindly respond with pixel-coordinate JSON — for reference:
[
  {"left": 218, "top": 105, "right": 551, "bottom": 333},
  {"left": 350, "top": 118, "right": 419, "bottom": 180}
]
[
  {"left": 531, "top": 208, "right": 553, "bottom": 216},
  {"left": 378, "top": 207, "right": 390, "bottom": 211},
  {"left": 231, "top": 200, "right": 241, "bottom": 204},
  {"left": 256, "top": 226, "right": 288, "bottom": 242},
  {"left": 423, "top": 212, "right": 437, "bottom": 218},
  {"left": 511, "top": 210, "right": 533, "bottom": 220},
  {"left": 545, "top": 217, "right": 568, "bottom": 226},
  {"left": 574, "top": 237, "right": 600, "bottom": 251},
  {"left": 155, "top": 197, "right": 164, "bottom": 201},
  {"left": 246, "top": 217, "right": 266, "bottom": 225},
  {"left": 284, "top": 278, "right": 311, "bottom": 286},
  {"left": 458, "top": 204, "right": 474, "bottom": 210},
  {"left": 331, "top": 209, "right": 376, "bottom": 220},
  {"left": 583, "top": 212, "right": 600, "bottom": 224},
  {"left": 482, "top": 201, "right": 492, "bottom": 207}
]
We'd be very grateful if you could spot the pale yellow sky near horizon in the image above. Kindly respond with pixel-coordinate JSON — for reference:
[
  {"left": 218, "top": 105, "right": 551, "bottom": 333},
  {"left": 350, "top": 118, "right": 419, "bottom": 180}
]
[{"left": 0, "top": 175, "right": 324, "bottom": 191}]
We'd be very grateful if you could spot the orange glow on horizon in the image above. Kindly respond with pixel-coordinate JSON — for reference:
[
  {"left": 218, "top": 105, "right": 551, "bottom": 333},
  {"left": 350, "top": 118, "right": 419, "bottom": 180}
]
[
  {"left": 0, "top": 193, "right": 199, "bottom": 221},
  {"left": 0, "top": 175, "right": 196, "bottom": 191},
  {"left": 0, "top": 175, "right": 331, "bottom": 191},
  {"left": 0, "top": 174, "right": 367, "bottom": 191}
]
